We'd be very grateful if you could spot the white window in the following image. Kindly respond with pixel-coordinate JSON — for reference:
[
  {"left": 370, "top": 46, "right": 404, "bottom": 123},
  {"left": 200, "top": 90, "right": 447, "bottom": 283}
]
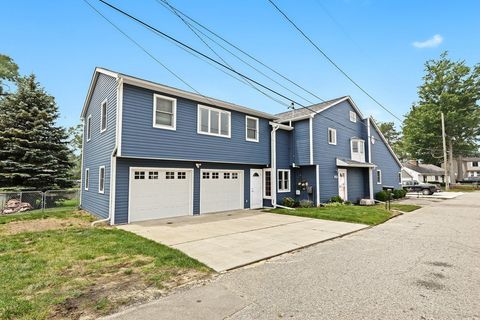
[
  {"left": 197, "top": 105, "right": 231, "bottom": 138},
  {"left": 84, "top": 168, "right": 90, "bottom": 191},
  {"left": 86, "top": 115, "right": 92, "bottom": 142},
  {"left": 398, "top": 172, "right": 402, "bottom": 184},
  {"left": 166, "top": 172, "right": 175, "bottom": 179},
  {"left": 212, "top": 172, "right": 219, "bottom": 179},
  {"left": 278, "top": 169, "right": 290, "bottom": 193},
  {"left": 153, "top": 94, "right": 176, "bottom": 130},
  {"left": 134, "top": 171, "right": 145, "bottom": 180},
  {"left": 349, "top": 111, "right": 357, "bottom": 123},
  {"left": 202, "top": 172, "right": 210, "bottom": 179},
  {"left": 246, "top": 116, "right": 259, "bottom": 142},
  {"left": 377, "top": 169, "right": 382, "bottom": 184},
  {"left": 224, "top": 172, "right": 230, "bottom": 179},
  {"left": 232, "top": 172, "right": 238, "bottom": 179},
  {"left": 98, "top": 166, "right": 105, "bottom": 194},
  {"left": 148, "top": 171, "right": 158, "bottom": 180},
  {"left": 100, "top": 99, "right": 107, "bottom": 132},
  {"left": 263, "top": 169, "right": 272, "bottom": 198},
  {"left": 351, "top": 139, "right": 365, "bottom": 162},
  {"left": 328, "top": 128, "right": 337, "bottom": 145},
  {"left": 177, "top": 172, "right": 186, "bottom": 179}
]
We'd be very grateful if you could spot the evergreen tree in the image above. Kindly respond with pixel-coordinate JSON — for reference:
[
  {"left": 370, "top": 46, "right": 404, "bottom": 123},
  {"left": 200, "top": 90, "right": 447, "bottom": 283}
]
[
  {"left": 0, "top": 54, "right": 19, "bottom": 95},
  {"left": 0, "top": 75, "right": 73, "bottom": 190}
]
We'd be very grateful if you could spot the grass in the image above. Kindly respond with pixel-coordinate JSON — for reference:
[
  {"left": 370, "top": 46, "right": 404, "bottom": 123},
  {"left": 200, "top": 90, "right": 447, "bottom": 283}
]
[
  {"left": 0, "top": 208, "right": 210, "bottom": 320},
  {"left": 270, "top": 203, "right": 421, "bottom": 225}
]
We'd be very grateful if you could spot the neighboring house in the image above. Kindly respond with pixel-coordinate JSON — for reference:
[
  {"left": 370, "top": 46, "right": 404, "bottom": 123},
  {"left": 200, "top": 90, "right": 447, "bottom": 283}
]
[
  {"left": 402, "top": 160, "right": 445, "bottom": 183},
  {"left": 80, "top": 68, "right": 402, "bottom": 224},
  {"left": 446, "top": 156, "right": 480, "bottom": 182}
]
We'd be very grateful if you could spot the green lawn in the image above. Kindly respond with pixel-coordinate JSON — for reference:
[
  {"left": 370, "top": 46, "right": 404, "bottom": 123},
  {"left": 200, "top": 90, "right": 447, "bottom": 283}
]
[
  {"left": 270, "top": 203, "right": 421, "bottom": 225},
  {"left": 0, "top": 209, "right": 210, "bottom": 320}
]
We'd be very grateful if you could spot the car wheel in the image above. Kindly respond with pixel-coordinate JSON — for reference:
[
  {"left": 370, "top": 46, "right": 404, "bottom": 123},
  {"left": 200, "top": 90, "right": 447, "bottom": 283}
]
[{"left": 422, "top": 189, "right": 431, "bottom": 195}]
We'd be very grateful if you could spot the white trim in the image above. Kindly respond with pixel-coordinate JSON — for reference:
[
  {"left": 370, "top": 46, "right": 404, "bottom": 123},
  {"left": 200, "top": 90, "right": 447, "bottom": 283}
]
[
  {"left": 376, "top": 169, "right": 382, "bottom": 184},
  {"left": 309, "top": 116, "right": 313, "bottom": 164},
  {"left": 369, "top": 117, "right": 402, "bottom": 167},
  {"left": 367, "top": 118, "right": 372, "bottom": 163},
  {"left": 263, "top": 168, "right": 272, "bottom": 199},
  {"left": 349, "top": 110, "right": 357, "bottom": 123},
  {"left": 315, "top": 165, "right": 320, "bottom": 206},
  {"left": 197, "top": 104, "right": 231, "bottom": 138},
  {"left": 116, "top": 77, "right": 124, "bottom": 156},
  {"left": 98, "top": 166, "right": 106, "bottom": 194},
  {"left": 245, "top": 115, "right": 259, "bottom": 142},
  {"left": 249, "top": 169, "right": 263, "bottom": 209},
  {"left": 338, "top": 168, "right": 348, "bottom": 201},
  {"left": 350, "top": 138, "right": 365, "bottom": 163},
  {"left": 100, "top": 98, "right": 108, "bottom": 133},
  {"left": 86, "top": 115, "right": 92, "bottom": 142},
  {"left": 84, "top": 168, "right": 90, "bottom": 191},
  {"left": 271, "top": 125, "right": 279, "bottom": 206},
  {"left": 336, "top": 158, "right": 376, "bottom": 168},
  {"left": 269, "top": 121, "right": 293, "bottom": 131},
  {"left": 127, "top": 167, "right": 194, "bottom": 224},
  {"left": 153, "top": 93, "right": 177, "bottom": 131},
  {"left": 328, "top": 128, "right": 337, "bottom": 145},
  {"left": 80, "top": 120, "right": 86, "bottom": 206},
  {"left": 277, "top": 169, "right": 291, "bottom": 193},
  {"left": 109, "top": 153, "right": 117, "bottom": 225}
]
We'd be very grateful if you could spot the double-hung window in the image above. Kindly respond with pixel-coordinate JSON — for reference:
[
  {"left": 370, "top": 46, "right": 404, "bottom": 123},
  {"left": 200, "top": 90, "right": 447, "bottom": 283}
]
[
  {"left": 98, "top": 166, "right": 105, "bottom": 194},
  {"left": 349, "top": 111, "right": 357, "bottom": 122},
  {"left": 328, "top": 128, "right": 337, "bottom": 145},
  {"left": 198, "top": 105, "right": 231, "bottom": 138},
  {"left": 351, "top": 139, "right": 365, "bottom": 162},
  {"left": 100, "top": 99, "right": 107, "bottom": 132},
  {"left": 153, "top": 94, "right": 176, "bottom": 130},
  {"left": 246, "top": 116, "right": 259, "bottom": 142},
  {"left": 86, "top": 115, "right": 92, "bottom": 142},
  {"left": 377, "top": 169, "right": 382, "bottom": 184},
  {"left": 278, "top": 169, "right": 290, "bottom": 193}
]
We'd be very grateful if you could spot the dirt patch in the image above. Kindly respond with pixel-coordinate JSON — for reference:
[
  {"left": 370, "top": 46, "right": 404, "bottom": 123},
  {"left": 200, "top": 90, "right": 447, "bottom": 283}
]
[{"left": 0, "top": 217, "right": 91, "bottom": 235}]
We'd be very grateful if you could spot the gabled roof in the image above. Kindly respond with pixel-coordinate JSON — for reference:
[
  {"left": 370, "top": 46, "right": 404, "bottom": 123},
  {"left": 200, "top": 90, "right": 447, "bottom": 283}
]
[
  {"left": 81, "top": 67, "right": 277, "bottom": 120},
  {"left": 402, "top": 162, "right": 444, "bottom": 175},
  {"left": 369, "top": 118, "right": 403, "bottom": 167},
  {"left": 460, "top": 157, "right": 480, "bottom": 162}
]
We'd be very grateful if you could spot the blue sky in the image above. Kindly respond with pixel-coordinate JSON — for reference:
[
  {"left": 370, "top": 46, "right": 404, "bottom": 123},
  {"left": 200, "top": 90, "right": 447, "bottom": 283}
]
[{"left": 2, "top": 0, "right": 479, "bottom": 128}]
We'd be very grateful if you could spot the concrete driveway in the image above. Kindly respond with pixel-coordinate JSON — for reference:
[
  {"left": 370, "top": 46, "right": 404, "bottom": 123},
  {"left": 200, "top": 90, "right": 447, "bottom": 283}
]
[{"left": 118, "top": 210, "right": 367, "bottom": 272}]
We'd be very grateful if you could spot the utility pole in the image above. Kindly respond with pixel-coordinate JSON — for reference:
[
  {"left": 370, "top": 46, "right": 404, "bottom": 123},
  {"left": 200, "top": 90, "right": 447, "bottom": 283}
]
[{"left": 441, "top": 112, "right": 449, "bottom": 191}]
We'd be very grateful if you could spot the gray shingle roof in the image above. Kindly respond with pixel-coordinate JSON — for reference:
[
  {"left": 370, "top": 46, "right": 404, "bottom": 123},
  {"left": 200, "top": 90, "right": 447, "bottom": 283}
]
[
  {"left": 403, "top": 162, "right": 444, "bottom": 175},
  {"left": 275, "top": 96, "right": 348, "bottom": 121}
]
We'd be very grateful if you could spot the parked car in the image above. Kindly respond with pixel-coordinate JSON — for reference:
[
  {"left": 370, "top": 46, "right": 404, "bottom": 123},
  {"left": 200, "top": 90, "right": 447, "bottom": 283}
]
[{"left": 402, "top": 180, "right": 437, "bottom": 195}]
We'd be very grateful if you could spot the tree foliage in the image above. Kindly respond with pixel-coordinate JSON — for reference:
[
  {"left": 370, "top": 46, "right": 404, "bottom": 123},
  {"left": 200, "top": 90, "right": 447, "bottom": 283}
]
[
  {"left": 0, "top": 75, "right": 73, "bottom": 190},
  {"left": 402, "top": 52, "right": 480, "bottom": 165},
  {"left": 375, "top": 120, "right": 407, "bottom": 161},
  {"left": 0, "top": 54, "right": 19, "bottom": 95},
  {"left": 67, "top": 124, "right": 83, "bottom": 180}
]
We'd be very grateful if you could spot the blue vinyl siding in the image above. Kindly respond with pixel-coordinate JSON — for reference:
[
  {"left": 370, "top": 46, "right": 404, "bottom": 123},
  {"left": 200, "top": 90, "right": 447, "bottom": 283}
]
[
  {"left": 120, "top": 84, "right": 271, "bottom": 165},
  {"left": 370, "top": 124, "right": 402, "bottom": 192},
  {"left": 114, "top": 157, "right": 262, "bottom": 224},
  {"left": 312, "top": 100, "right": 367, "bottom": 202},
  {"left": 293, "top": 119, "right": 310, "bottom": 165},
  {"left": 347, "top": 167, "right": 369, "bottom": 203},
  {"left": 276, "top": 129, "right": 292, "bottom": 168},
  {"left": 295, "top": 165, "right": 317, "bottom": 203},
  {"left": 81, "top": 74, "right": 117, "bottom": 218}
]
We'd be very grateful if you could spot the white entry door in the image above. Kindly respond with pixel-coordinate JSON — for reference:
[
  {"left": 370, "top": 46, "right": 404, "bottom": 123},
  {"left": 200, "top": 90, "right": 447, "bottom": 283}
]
[
  {"left": 338, "top": 168, "right": 348, "bottom": 200},
  {"left": 200, "top": 170, "right": 244, "bottom": 214},
  {"left": 250, "top": 169, "right": 263, "bottom": 209}
]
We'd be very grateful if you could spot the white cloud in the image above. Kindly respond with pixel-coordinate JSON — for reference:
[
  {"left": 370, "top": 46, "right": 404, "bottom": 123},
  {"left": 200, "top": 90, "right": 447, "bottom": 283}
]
[{"left": 412, "top": 34, "right": 443, "bottom": 48}]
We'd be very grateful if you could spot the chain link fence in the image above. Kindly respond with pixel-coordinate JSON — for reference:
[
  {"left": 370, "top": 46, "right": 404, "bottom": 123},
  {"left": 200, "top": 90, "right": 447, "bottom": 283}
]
[{"left": 0, "top": 189, "right": 80, "bottom": 215}]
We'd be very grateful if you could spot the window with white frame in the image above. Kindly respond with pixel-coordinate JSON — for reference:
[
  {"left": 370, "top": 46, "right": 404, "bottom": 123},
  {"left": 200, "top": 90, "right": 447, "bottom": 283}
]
[
  {"left": 86, "top": 115, "right": 92, "bottom": 141},
  {"left": 84, "top": 168, "right": 90, "bottom": 191},
  {"left": 246, "top": 116, "right": 259, "bottom": 142},
  {"left": 148, "top": 171, "right": 158, "bottom": 180},
  {"left": 232, "top": 172, "right": 238, "bottom": 179},
  {"left": 263, "top": 169, "right": 272, "bottom": 198},
  {"left": 153, "top": 94, "right": 176, "bottom": 130},
  {"left": 349, "top": 111, "right": 357, "bottom": 123},
  {"left": 177, "top": 172, "right": 186, "bottom": 179},
  {"left": 351, "top": 139, "right": 365, "bottom": 162},
  {"left": 398, "top": 172, "right": 402, "bottom": 184},
  {"left": 202, "top": 172, "right": 210, "bottom": 179},
  {"left": 278, "top": 169, "right": 290, "bottom": 193},
  {"left": 134, "top": 171, "right": 145, "bottom": 179},
  {"left": 224, "top": 172, "right": 230, "bottom": 179},
  {"left": 100, "top": 99, "right": 107, "bottom": 132},
  {"left": 198, "top": 105, "right": 231, "bottom": 138},
  {"left": 473, "top": 161, "right": 479, "bottom": 167},
  {"left": 99, "top": 166, "right": 105, "bottom": 194},
  {"left": 212, "top": 172, "right": 219, "bottom": 179},
  {"left": 376, "top": 169, "right": 382, "bottom": 184},
  {"left": 328, "top": 128, "right": 337, "bottom": 145},
  {"left": 166, "top": 172, "right": 175, "bottom": 179}
]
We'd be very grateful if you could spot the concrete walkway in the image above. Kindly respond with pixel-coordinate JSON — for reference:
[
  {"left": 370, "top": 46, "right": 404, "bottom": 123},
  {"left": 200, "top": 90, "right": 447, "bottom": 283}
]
[
  {"left": 406, "top": 191, "right": 463, "bottom": 199},
  {"left": 118, "top": 211, "right": 366, "bottom": 272}
]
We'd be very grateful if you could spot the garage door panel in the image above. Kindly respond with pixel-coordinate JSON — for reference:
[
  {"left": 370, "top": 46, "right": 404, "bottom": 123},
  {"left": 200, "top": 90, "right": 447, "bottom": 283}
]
[{"left": 200, "top": 170, "right": 244, "bottom": 214}]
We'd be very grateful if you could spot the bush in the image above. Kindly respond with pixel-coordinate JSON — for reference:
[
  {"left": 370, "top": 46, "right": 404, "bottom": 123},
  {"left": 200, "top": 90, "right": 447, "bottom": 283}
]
[
  {"left": 392, "top": 189, "right": 402, "bottom": 199},
  {"left": 282, "top": 197, "right": 296, "bottom": 208},
  {"left": 329, "top": 195, "right": 344, "bottom": 203},
  {"left": 375, "top": 190, "right": 390, "bottom": 202},
  {"left": 299, "top": 199, "right": 314, "bottom": 208},
  {"left": 344, "top": 201, "right": 352, "bottom": 205}
]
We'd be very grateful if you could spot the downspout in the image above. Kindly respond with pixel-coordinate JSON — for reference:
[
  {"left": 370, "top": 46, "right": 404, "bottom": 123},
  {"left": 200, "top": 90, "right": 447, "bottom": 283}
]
[
  {"left": 271, "top": 123, "right": 280, "bottom": 207},
  {"left": 367, "top": 118, "right": 374, "bottom": 200},
  {"left": 91, "top": 147, "right": 117, "bottom": 226}
]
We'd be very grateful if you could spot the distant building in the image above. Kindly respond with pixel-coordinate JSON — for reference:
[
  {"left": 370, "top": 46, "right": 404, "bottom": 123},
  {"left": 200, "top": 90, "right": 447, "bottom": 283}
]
[
  {"left": 445, "top": 156, "right": 480, "bottom": 182},
  {"left": 402, "top": 160, "right": 445, "bottom": 183}
]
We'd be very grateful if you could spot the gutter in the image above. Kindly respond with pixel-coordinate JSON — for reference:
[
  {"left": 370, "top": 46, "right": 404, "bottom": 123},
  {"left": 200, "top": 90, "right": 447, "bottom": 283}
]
[{"left": 270, "top": 123, "right": 280, "bottom": 207}]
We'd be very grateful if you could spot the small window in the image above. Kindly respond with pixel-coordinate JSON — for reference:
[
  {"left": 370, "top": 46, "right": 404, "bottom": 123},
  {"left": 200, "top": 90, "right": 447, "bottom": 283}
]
[
  {"left": 86, "top": 115, "right": 92, "bottom": 142},
  {"left": 153, "top": 94, "right": 176, "bottom": 130},
  {"left": 198, "top": 105, "right": 231, "bottom": 138},
  {"left": 246, "top": 116, "right": 259, "bottom": 142},
  {"left": 232, "top": 172, "right": 238, "bottom": 179},
  {"left": 224, "top": 172, "right": 230, "bottom": 179},
  {"left": 264, "top": 169, "right": 272, "bottom": 198},
  {"left": 377, "top": 170, "right": 382, "bottom": 184},
  {"left": 134, "top": 171, "right": 145, "bottom": 180},
  {"left": 99, "top": 166, "right": 105, "bottom": 194},
  {"left": 398, "top": 172, "right": 402, "bottom": 184},
  {"left": 202, "top": 172, "right": 210, "bottom": 179},
  {"left": 212, "top": 172, "right": 219, "bottom": 179},
  {"left": 328, "top": 128, "right": 337, "bottom": 145},
  {"left": 278, "top": 169, "right": 290, "bottom": 193},
  {"left": 349, "top": 111, "right": 357, "bottom": 123},
  {"left": 473, "top": 161, "right": 479, "bottom": 167},
  {"left": 166, "top": 172, "right": 175, "bottom": 179},
  {"left": 84, "top": 168, "right": 90, "bottom": 191},
  {"left": 351, "top": 139, "right": 365, "bottom": 162},
  {"left": 177, "top": 172, "right": 186, "bottom": 179},
  {"left": 149, "top": 171, "right": 158, "bottom": 180},
  {"left": 100, "top": 99, "right": 107, "bottom": 132}
]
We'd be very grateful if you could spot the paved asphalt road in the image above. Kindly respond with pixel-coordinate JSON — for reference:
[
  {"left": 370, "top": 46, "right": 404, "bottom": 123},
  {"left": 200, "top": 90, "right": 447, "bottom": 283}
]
[{"left": 106, "top": 192, "right": 480, "bottom": 320}]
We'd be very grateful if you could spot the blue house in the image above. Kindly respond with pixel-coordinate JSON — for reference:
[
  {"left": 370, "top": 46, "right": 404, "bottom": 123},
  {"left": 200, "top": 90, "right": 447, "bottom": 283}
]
[{"left": 80, "top": 68, "right": 402, "bottom": 224}]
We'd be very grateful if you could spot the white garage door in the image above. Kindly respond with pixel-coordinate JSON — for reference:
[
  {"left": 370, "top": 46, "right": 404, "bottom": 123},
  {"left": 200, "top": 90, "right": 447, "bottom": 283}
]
[
  {"left": 129, "top": 168, "right": 193, "bottom": 222},
  {"left": 200, "top": 170, "right": 244, "bottom": 214}
]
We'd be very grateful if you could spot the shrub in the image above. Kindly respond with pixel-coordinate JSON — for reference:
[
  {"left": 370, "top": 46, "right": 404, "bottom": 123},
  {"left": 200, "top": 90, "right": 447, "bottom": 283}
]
[
  {"left": 282, "top": 197, "right": 296, "bottom": 208},
  {"left": 344, "top": 201, "right": 352, "bottom": 205},
  {"left": 375, "top": 190, "right": 390, "bottom": 202},
  {"left": 329, "top": 195, "right": 344, "bottom": 203},
  {"left": 392, "top": 189, "right": 402, "bottom": 199},
  {"left": 299, "top": 199, "right": 314, "bottom": 208}
]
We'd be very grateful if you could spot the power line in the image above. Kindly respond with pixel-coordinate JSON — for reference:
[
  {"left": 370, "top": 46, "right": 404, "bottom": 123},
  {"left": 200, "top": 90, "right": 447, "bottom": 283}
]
[{"left": 266, "top": 0, "right": 403, "bottom": 123}]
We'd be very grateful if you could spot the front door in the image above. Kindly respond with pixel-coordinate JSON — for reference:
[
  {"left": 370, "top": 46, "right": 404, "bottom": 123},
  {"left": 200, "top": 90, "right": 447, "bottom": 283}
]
[
  {"left": 250, "top": 169, "right": 263, "bottom": 209},
  {"left": 338, "top": 168, "right": 348, "bottom": 200}
]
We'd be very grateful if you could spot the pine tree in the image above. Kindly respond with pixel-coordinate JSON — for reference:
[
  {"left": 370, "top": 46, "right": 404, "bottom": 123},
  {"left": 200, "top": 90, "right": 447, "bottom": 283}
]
[{"left": 0, "top": 75, "right": 73, "bottom": 190}]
